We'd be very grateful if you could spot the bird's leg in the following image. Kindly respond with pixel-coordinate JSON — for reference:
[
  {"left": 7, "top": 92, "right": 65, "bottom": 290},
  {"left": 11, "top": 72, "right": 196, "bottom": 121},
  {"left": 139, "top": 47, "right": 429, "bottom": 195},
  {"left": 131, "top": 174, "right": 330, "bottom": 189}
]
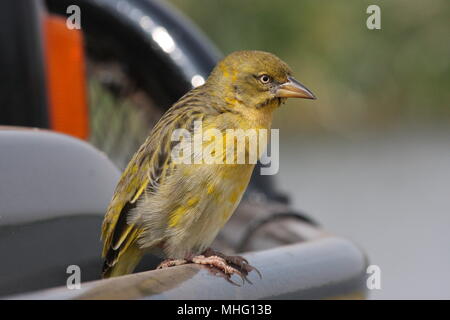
[
  {"left": 155, "top": 250, "right": 261, "bottom": 285},
  {"left": 156, "top": 259, "right": 188, "bottom": 269},
  {"left": 202, "top": 248, "right": 262, "bottom": 279},
  {"left": 187, "top": 254, "right": 246, "bottom": 286},
  {"left": 180, "top": 248, "right": 261, "bottom": 285},
  {"left": 155, "top": 255, "right": 244, "bottom": 285}
]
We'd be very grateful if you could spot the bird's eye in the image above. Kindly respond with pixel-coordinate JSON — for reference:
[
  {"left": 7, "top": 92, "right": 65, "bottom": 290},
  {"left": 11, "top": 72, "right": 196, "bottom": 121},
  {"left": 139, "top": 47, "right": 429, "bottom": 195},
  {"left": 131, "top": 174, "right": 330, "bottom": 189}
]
[{"left": 259, "top": 74, "right": 271, "bottom": 84}]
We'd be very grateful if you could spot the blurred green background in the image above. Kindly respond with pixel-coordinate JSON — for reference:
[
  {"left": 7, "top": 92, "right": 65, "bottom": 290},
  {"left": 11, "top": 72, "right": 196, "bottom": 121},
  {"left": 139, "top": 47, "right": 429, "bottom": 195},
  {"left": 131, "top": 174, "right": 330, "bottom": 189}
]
[{"left": 169, "top": 0, "right": 450, "bottom": 134}]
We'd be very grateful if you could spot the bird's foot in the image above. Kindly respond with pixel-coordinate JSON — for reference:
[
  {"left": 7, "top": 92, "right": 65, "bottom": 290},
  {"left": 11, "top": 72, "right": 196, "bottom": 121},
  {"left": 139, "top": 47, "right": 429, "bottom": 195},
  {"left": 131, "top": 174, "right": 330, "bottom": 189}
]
[
  {"left": 155, "top": 250, "right": 261, "bottom": 286},
  {"left": 155, "top": 255, "right": 243, "bottom": 284},
  {"left": 185, "top": 249, "right": 261, "bottom": 285},
  {"left": 202, "top": 248, "right": 262, "bottom": 280},
  {"left": 189, "top": 254, "right": 248, "bottom": 286},
  {"left": 156, "top": 259, "right": 187, "bottom": 269}
]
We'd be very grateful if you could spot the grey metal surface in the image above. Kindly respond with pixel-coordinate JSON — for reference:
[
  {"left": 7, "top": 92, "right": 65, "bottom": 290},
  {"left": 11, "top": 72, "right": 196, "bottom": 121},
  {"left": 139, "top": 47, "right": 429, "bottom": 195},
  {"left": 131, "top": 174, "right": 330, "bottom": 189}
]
[
  {"left": 10, "top": 236, "right": 368, "bottom": 300},
  {"left": 0, "top": 128, "right": 120, "bottom": 226}
]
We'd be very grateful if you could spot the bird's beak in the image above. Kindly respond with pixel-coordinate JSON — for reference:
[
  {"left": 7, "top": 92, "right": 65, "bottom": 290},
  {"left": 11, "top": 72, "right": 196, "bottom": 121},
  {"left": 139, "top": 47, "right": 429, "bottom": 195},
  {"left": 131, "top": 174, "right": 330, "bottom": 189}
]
[{"left": 275, "top": 76, "right": 316, "bottom": 100}]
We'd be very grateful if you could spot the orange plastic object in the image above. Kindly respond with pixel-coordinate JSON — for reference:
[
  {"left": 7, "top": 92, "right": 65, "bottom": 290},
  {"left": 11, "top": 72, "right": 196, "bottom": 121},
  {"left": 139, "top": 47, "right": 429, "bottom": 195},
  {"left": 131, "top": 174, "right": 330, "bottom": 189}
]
[{"left": 43, "top": 15, "right": 89, "bottom": 140}]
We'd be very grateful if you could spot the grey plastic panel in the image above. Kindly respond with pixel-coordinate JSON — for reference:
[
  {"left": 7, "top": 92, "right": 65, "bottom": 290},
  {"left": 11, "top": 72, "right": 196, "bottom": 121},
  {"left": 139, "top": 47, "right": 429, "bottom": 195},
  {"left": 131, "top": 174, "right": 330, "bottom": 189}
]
[
  {"left": 0, "top": 128, "right": 121, "bottom": 226},
  {"left": 0, "top": 215, "right": 103, "bottom": 296},
  {"left": 0, "top": 128, "right": 123, "bottom": 296}
]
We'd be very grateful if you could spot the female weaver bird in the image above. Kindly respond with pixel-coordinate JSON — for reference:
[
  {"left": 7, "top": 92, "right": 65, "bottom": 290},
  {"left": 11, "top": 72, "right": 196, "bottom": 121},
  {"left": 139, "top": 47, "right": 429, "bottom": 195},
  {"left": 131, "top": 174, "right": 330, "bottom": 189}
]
[{"left": 101, "top": 50, "right": 316, "bottom": 281}]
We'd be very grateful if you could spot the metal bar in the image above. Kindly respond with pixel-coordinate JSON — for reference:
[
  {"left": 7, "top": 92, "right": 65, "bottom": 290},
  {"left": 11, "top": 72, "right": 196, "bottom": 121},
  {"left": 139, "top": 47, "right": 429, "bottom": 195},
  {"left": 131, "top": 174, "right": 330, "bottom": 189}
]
[{"left": 10, "top": 236, "right": 368, "bottom": 300}]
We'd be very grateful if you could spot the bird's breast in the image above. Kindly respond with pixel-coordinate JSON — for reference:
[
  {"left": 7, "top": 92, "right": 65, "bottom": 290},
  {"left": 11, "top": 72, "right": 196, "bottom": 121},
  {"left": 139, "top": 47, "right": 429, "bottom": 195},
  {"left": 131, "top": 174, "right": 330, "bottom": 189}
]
[{"left": 160, "top": 161, "right": 254, "bottom": 258}]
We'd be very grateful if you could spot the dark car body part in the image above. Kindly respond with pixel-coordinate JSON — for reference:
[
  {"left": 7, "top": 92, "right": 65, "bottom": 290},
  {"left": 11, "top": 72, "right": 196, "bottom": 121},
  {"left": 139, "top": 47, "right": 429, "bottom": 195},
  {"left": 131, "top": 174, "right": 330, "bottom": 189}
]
[{"left": 0, "top": 1, "right": 49, "bottom": 128}]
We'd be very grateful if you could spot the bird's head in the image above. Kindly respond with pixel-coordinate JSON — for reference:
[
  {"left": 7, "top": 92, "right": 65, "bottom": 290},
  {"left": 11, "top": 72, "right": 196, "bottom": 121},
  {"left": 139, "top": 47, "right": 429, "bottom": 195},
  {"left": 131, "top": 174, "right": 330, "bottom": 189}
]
[{"left": 207, "top": 50, "right": 316, "bottom": 109}]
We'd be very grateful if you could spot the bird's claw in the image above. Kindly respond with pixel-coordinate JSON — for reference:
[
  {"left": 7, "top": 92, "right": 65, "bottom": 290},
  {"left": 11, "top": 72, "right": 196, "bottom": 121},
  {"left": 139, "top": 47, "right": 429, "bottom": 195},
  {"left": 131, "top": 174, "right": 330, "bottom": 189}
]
[
  {"left": 225, "top": 255, "right": 262, "bottom": 279},
  {"left": 206, "top": 265, "right": 245, "bottom": 286},
  {"left": 202, "top": 249, "right": 262, "bottom": 280},
  {"left": 190, "top": 249, "right": 262, "bottom": 284},
  {"left": 191, "top": 255, "right": 249, "bottom": 286}
]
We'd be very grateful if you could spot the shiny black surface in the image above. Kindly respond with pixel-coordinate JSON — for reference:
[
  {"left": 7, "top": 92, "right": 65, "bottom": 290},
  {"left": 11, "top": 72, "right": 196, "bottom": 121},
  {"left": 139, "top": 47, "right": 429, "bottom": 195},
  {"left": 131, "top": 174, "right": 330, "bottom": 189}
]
[{"left": 0, "top": 0, "right": 49, "bottom": 128}]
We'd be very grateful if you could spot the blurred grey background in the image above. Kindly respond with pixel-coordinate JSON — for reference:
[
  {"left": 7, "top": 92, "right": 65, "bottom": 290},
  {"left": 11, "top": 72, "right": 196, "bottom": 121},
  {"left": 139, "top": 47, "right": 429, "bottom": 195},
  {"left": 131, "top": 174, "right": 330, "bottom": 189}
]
[{"left": 168, "top": 0, "right": 450, "bottom": 299}]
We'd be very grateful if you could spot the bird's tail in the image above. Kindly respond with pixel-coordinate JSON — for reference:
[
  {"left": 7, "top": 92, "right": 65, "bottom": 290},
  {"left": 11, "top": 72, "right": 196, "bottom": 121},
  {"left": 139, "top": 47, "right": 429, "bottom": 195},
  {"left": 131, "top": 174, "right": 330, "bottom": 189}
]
[{"left": 102, "top": 243, "right": 143, "bottom": 279}]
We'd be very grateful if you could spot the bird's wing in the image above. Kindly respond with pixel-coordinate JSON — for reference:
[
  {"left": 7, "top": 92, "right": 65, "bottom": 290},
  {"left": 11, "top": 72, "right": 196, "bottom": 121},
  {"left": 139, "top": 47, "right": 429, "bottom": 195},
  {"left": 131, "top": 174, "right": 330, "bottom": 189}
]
[
  {"left": 101, "top": 90, "right": 210, "bottom": 267},
  {"left": 101, "top": 139, "right": 152, "bottom": 264}
]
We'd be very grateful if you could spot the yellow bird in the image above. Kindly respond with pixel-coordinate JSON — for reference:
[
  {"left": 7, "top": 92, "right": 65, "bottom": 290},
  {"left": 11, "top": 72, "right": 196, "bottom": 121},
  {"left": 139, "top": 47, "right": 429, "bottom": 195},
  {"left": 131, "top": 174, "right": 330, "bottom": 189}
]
[{"left": 101, "top": 50, "right": 316, "bottom": 281}]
